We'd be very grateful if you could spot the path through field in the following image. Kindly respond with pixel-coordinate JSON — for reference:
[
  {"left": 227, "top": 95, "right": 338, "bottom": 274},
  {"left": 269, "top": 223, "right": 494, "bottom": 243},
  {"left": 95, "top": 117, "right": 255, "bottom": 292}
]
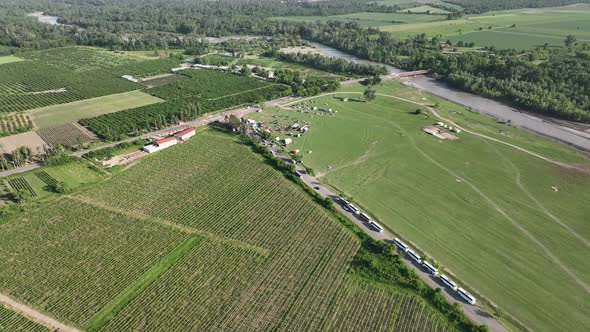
[{"left": 0, "top": 293, "right": 80, "bottom": 332}]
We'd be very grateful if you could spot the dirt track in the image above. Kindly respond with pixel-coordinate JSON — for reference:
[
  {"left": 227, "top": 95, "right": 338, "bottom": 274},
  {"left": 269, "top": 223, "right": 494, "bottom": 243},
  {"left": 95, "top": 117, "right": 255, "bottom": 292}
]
[{"left": 0, "top": 293, "right": 80, "bottom": 332}]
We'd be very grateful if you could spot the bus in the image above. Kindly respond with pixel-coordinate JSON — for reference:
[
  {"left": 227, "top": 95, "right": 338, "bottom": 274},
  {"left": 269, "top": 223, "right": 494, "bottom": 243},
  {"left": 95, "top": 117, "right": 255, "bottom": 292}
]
[
  {"left": 407, "top": 250, "right": 422, "bottom": 264},
  {"left": 360, "top": 212, "right": 371, "bottom": 222},
  {"left": 457, "top": 288, "right": 476, "bottom": 305},
  {"left": 439, "top": 274, "right": 458, "bottom": 291},
  {"left": 338, "top": 197, "right": 349, "bottom": 206},
  {"left": 421, "top": 261, "right": 439, "bottom": 276},
  {"left": 348, "top": 204, "right": 361, "bottom": 215},
  {"left": 369, "top": 221, "right": 384, "bottom": 233},
  {"left": 393, "top": 238, "right": 409, "bottom": 253}
]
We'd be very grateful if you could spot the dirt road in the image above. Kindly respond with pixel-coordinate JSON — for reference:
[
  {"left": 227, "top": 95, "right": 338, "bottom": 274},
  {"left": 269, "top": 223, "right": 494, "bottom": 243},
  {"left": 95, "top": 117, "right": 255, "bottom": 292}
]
[{"left": 0, "top": 293, "right": 80, "bottom": 332}]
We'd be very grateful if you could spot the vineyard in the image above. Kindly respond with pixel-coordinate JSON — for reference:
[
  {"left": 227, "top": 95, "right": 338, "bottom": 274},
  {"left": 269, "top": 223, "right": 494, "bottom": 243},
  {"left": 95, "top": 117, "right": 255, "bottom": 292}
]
[
  {"left": 36, "top": 123, "right": 95, "bottom": 148},
  {"left": 140, "top": 74, "right": 188, "bottom": 87},
  {"left": 80, "top": 73, "right": 291, "bottom": 139},
  {"left": 19, "top": 47, "right": 140, "bottom": 73},
  {"left": 0, "top": 48, "right": 182, "bottom": 114},
  {"left": 34, "top": 171, "right": 58, "bottom": 187},
  {"left": 0, "top": 198, "right": 188, "bottom": 326},
  {"left": 0, "top": 113, "right": 33, "bottom": 137},
  {"left": 7, "top": 178, "right": 36, "bottom": 197},
  {"left": 147, "top": 70, "right": 270, "bottom": 101},
  {"left": 323, "top": 279, "right": 455, "bottom": 332},
  {"left": 0, "top": 305, "right": 48, "bottom": 332}
]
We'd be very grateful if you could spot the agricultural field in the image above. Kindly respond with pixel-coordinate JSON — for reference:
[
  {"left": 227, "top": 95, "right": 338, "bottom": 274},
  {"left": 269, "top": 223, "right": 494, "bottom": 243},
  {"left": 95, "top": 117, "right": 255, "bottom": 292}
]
[
  {"left": 0, "top": 55, "right": 23, "bottom": 65},
  {"left": 80, "top": 71, "right": 291, "bottom": 139},
  {"left": 7, "top": 177, "right": 37, "bottom": 197},
  {"left": 19, "top": 46, "right": 139, "bottom": 73},
  {"left": 29, "top": 91, "right": 163, "bottom": 129},
  {"left": 0, "top": 131, "right": 47, "bottom": 156},
  {"left": 0, "top": 113, "right": 33, "bottom": 137},
  {"left": 401, "top": 5, "right": 450, "bottom": 14},
  {"left": 249, "top": 80, "right": 590, "bottom": 331},
  {"left": 0, "top": 130, "right": 460, "bottom": 331},
  {"left": 197, "top": 53, "right": 238, "bottom": 66},
  {"left": 0, "top": 305, "right": 48, "bottom": 332},
  {"left": 0, "top": 48, "right": 180, "bottom": 114},
  {"left": 272, "top": 11, "right": 447, "bottom": 28},
  {"left": 2, "top": 161, "right": 106, "bottom": 200},
  {"left": 140, "top": 74, "right": 188, "bottom": 88},
  {"left": 36, "top": 123, "right": 96, "bottom": 148},
  {"left": 0, "top": 198, "right": 189, "bottom": 326},
  {"left": 381, "top": 4, "right": 590, "bottom": 48},
  {"left": 147, "top": 70, "right": 270, "bottom": 100}
]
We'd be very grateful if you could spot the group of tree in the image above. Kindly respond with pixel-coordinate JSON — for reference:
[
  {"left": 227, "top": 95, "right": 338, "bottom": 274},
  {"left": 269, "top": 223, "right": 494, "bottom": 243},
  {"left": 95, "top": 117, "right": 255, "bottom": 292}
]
[
  {"left": 271, "top": 68, "right": 340, "bottom": 97},
  {"left": 276, "top": 52, "right": 388, "bottom": 76},
  {"left": 445, "top": 0, "right": 590, "bottom": 14}
]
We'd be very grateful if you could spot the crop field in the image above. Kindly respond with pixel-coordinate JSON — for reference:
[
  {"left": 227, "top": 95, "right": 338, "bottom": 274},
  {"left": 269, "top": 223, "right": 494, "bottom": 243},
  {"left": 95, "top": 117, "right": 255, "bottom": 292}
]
[
  {"left": 323, "top": 279, "right": 453, "bottom": 332},
  {"left": 34, "top": 171, "right": 58, "bottom": 187},
  {"left": 140, "top": 74, "right": 188, "bottom": 87},
  {"left": 36, "top": 123, "right": 95, "bottom": 148},
  {"left": 80, "top": 71, "right": 291, "bottom": 139},
  {"left": 29, "top": 91, "right": 163, "bottom": 129},
  {"left": 401, "top": 5, "right": 450, "bottom": 14},
  {"left": 1, "top": 129, "right": 457, "bottom": 331},
  {"left": 381, "top": 4, "right": 590, "bottom": 48},
  {"left": 0, "top": 113, "right": 33, "bottom": 137},
  {"left": 272, "top": 11, "right": 446, "bottom": 28},
  {"left": 250, "top": 81, "right": 590, "bottom": 331},
  {"left": 147, "top": 70, "right": 270, "bottom": 100},
  {"left": 7, "top": 178, "right": 37, "bottom": 197},
  {"left": 0, "top": 305, "right": 48, "bottom": 332},
  {"left": 0, "top": 198, "right": 189, "bottom": 326},
  {"left": 19, "top": 47, "right": 140, "bottom": 73}
]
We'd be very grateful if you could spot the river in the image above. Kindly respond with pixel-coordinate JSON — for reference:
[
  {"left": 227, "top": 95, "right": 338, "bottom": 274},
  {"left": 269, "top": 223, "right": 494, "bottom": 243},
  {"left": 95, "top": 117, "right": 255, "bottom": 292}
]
[{"left": 308, "top": 42, "right": 590, "bottom": 151}]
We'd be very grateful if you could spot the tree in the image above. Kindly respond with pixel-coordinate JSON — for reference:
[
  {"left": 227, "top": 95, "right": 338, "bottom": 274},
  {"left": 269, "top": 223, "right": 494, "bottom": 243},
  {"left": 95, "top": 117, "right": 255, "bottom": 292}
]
[
  {"left": 227, "top": 114, "right": 241, "bottom": 132},
  {"left": 364, "top": 87, "right": 376, "bottom": 103},
  {"left": 241, "top": 64, "right": 252, "bottom": 76},
  {"left": 51, "top": 181, "right": 72, "bottom": 194},
  {"left": 565, "top": 34, "right": 576, "bottom": 47},
  {"left": 12, "top": 189, "right": 31, "bottom": 203}
]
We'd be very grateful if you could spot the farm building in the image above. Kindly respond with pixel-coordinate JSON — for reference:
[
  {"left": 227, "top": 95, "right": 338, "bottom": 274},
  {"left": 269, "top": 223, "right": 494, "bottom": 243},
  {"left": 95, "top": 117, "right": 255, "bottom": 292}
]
[
  {"left": 174, "top": 128, "right": 196, "bottom": 141},
  {"left": 143, "top": 136, "right": 178, "bottom": 153}
]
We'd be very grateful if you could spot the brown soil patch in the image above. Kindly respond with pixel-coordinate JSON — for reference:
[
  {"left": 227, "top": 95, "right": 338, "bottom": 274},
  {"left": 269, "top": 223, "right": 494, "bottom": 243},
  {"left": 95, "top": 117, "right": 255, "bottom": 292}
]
[{"left": 0, "top": 131, "right": 47, "bottom": 155}]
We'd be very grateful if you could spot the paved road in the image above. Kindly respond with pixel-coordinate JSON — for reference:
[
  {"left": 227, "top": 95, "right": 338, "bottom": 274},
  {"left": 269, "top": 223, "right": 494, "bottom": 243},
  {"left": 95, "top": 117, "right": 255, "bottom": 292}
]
[{"left": 267, "top": 144, "right": 507, "bottom": 332}]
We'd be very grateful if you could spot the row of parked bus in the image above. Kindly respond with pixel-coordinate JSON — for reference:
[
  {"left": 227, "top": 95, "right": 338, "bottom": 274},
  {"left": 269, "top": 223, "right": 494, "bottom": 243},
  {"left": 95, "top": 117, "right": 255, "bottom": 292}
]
[
  {"left": 338, "top": 197, "right": 384, "bottom": 233},
  {"left": 393, "top": 238, "right": 476, "bottom": 305}
]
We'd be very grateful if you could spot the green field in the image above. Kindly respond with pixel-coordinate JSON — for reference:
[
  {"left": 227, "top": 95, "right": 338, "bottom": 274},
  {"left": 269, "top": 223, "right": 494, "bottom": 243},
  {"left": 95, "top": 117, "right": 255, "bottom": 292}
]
[
  {"left": 1, "top": 130, "right": 463, "bottom": 331},
  {"left": 250, "top": 80, "right": 590, "bottom": 331},
  {"left": 401, "top": 5, "right": 450, "bottom": 14},
  {"left": 3, "top": 161, "right": 106, "bottom": 201},
  {"left": 0, "top": 55, "right": 23, "bottom": 65},
  {"left": 29, "top": 91, "right": 163, "bottom": 129},
  {"left": 0, "top": 305, "right": 48, "bottom": 332},
  {"left": 272, "top": 11, "right": 446, "bottom": 28},
  {"left": 381, "top": 4, "right": 590, "bottom": 48}
]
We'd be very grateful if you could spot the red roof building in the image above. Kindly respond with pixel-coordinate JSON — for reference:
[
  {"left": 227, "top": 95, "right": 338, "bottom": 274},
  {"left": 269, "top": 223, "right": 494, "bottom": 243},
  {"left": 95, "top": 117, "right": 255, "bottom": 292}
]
[
  {"left": 174, "top": 127, "right": 196, "bottom": 141},
  {"left": 155, "top": 136, "right": 178, "bottom": 147}
]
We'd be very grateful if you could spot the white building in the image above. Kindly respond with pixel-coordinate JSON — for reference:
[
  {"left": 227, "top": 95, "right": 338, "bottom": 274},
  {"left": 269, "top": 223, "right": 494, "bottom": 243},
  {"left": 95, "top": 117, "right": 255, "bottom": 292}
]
[
  {"left": 143, "top": 136, "right": 178, "bottom": 154},
  {"left": 174, "top": 128, "right": 196, "bottom": 141}
]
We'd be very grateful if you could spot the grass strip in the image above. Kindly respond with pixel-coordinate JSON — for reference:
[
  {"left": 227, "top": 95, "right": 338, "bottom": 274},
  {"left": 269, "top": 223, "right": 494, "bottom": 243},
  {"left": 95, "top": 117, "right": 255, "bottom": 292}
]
[{"left": 83, "top": 235, "right": 203, "bottom": 332}]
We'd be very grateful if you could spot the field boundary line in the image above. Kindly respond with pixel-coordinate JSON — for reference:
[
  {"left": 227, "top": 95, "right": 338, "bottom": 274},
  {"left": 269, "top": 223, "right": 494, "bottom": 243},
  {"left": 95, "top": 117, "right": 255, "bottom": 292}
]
[
  {"left": 83, "top": 235, "right": 203, "bottom": 332},
  {"left": 0, "top": 293, "right": 80, "bottom": 332},
  {"left": 70, "top": 195, "right": 270, "bottom": 255}
]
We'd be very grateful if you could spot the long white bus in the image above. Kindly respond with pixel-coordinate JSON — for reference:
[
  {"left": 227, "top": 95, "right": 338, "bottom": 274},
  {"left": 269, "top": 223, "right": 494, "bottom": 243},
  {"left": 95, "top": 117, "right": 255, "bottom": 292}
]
[
  {"left": 338, "top": 197, "right": 349, "bottom": 206},
  {"left": 407, "top": 250, "right": 422, "bottom": 264},
  {"left": 439, "top": 274, "right": 458, "bottom": 291},
  {"left": 348, "top": 204, "right": 361, "bottom": 215},
  {"left": 422, "top": 261, "right": 439, "bottom": 276},
  {"left": 393, "top": 238, "right": 409, "bottom": 253},
  {"left": 369, "top": 221, "right": 384, "bottom": 233},
  {"left": 457, "top": 288, "right": 476, "bottom": 305},
  {"left": 360, "top": 212, "right": 371, "bottom": 222}
]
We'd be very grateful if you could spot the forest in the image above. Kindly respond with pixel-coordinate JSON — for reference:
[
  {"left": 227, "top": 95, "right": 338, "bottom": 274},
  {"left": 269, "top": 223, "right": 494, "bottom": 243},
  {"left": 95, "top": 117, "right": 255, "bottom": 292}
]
[{"left": 1, "top": 0, "right": 589, "bottom": 122}]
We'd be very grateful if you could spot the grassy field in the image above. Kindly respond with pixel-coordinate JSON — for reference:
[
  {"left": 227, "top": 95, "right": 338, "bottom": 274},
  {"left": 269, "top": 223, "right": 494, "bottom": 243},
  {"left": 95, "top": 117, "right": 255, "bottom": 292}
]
[
  {"left": 0, "top": 130, "right": 461, "bottom": 331},
  {"left": 250, "top": 80, "right": 590, "bottom": 331},
  {"left": 0, "top": 55, "right": 23, "bottom": 65},
  {"left": 381, "top": 4, "right": 590, "bottom": 48},
  {"left": 272, "top": 11, "right": 446, "bottom": 28},
  {"left": 401, "top": 5, "right": 450, "bottom": 14},
  {"left": 28, "top": 91, "right": 163, "bottom": 129},
  {"left": 2, "top": 161, "right": 106, "bottom": 201}
]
